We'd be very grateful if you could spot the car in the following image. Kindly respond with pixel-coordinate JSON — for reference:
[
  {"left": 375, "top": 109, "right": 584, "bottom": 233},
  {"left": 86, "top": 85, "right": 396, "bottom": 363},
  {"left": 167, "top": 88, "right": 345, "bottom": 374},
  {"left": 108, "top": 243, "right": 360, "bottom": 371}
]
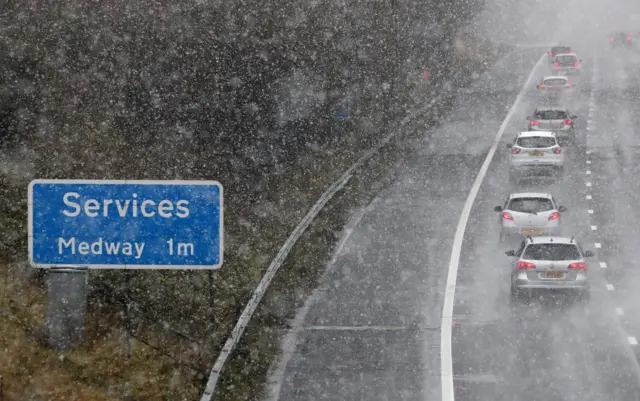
[
  {"left": 526, "top": 107, "right": 577, "bottom": 144},
  {"left": 548, "top": 45, "right": 572, "bottom": 63},
  {"left": 506, "top": 236, "right": 594, "bottom": 303},
  {"left": 507, "top": 131, "right": 564, "bottom": 184},
  {"left": 494, "top": 192, "right": 567, "bottom": 242},
  {"left": 536, "top": 76, "right": 572, "bottom": 99},
  {"left": 551, "top": 53, "right": 582, "bottom": 75},
  {"left": 610, "top": 32, "right": 632, "bottom": 47}
]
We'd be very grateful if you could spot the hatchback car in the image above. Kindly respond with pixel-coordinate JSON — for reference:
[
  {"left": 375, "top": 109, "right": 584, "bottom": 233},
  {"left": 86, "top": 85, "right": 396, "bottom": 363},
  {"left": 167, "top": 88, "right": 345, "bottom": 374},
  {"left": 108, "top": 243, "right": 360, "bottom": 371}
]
[
  {"left": 494, "top": 192, "right": 567, "bottom": 241},
  {"left": 552, "top": 53, "right": 582, "bottom": 75},
  {"left": 527, "top": 107, "right": 577, "bottom": 143},
  {"left": 507, "top": 131, "right": 564, "bottom": 183},
  {"left": 536, "top": 76, "right": 572, "bottom": 99},
  {"left": 506, "top": 236, "right": 594, "bottom": 302},
  {"left": 610, "top": 32, "right": 632, "bottom": 47}
]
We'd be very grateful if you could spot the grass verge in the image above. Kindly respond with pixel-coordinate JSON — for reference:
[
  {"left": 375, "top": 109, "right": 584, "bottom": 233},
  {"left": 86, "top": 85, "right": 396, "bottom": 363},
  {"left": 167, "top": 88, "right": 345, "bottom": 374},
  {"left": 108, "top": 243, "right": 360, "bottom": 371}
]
[{"left": 0, "top": 33, "right": 510, "bottom": 401}]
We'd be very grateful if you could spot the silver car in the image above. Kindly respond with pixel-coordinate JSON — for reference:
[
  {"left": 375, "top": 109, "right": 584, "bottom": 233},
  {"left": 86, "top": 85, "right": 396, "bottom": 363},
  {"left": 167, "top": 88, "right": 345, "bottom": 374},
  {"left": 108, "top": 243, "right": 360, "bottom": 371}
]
[
  {"left": 494, "top": 192, "right": 567, "bottom": 241},
  {"left": 507, "top": 131, "right": 564, "bottom": 183},
  {"left": 526, "top": 107, "right": 577, "bottom": 144},
  {"left": 536, "top": 76, "right": 573, "bottom": 99},
  {"left": 552, "top": 53, "right": 582, "bottom": 75},
  {"left": 506, "top": 236, "right": 594, "bottom": 302}
]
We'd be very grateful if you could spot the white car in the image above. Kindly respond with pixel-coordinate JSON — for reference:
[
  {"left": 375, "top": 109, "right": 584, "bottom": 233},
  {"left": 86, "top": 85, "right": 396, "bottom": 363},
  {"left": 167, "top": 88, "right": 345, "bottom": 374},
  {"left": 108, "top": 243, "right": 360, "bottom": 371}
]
[
  {"left": 536, "top": 75, "right": 573, "bottom": 98},
  {"left": 507, "top": 131, "right": 564, "bottom": 184},
  {"left": 552, "top": 53, "right": 583, "bottom": 75},
  {"left": 494, "top": 192, "right": 567, "bottom": 241}
]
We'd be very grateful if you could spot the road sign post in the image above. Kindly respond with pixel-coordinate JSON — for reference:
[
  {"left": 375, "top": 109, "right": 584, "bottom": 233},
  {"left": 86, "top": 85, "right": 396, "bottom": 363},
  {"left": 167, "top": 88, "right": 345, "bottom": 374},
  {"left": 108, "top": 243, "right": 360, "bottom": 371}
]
[
  {"left": 28, "top": 179, "right": 223, "bottom": 269},
  {"left": 29, "top": 179, "right": 223, "bottom": 350},
  {"left": 46, "top": 265, "right": 88, "bottom": 351}
]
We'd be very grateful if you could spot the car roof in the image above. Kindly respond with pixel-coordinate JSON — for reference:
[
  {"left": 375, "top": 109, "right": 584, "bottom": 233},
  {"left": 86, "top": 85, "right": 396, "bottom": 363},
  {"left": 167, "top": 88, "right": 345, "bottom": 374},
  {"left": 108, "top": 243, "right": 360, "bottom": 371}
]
[
  {"left": 551, "top": 45, "right": 570, "bottom": 48},
  {"left": 516, "top": 130, "right": 556, "bottom": 138},
  {"left": 534, "top": 106, "right": 568, "bottom": 112},
  {"left": 525, "top": 236, "right": 577, "bottom": 245},
  {"left": 554, "top": 53, "right": 576, "bottom": 58},
  {"left": 508, "top": 192, "right": 553, "bottom": 200},
  {"left": 543, "top": 75, "right": 569, "bottom": 81}
]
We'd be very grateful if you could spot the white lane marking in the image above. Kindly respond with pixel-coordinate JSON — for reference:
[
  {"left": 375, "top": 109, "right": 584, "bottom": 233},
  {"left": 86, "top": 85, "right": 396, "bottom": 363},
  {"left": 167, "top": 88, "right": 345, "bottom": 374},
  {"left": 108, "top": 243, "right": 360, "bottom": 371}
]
[
  {"left": 586, "top": 170, "right": 591, "bottom": 175},
  {"left": 586, "top": 150, "right": 592, "bottom": 155},
  {"left": 595, "top": 243, "right": 602, "bottom": 248},
  {"left": 607, "top": 284, "right": 615, "bottom": 291},
  {"left": 587, "top": 126, "right": 592, "bottom": 131},
  {"left": 617, "top": 308, "right": 625, "bottom": 316},
  {"left": 440, "top": 53, "right": 546, "bottom": 401},
  {"left": 588, "top": 209, "right": 594, "bottom": 214},
  {"left": 586, "top": 195, "right": 592, "bottom": 200},
  {"left": 591, "top": 225, "right": 597, "bottom": 230},
  {"left": 630, "top": 337, "right": 638, "bottom": 346},
  {"left": 600, "top": 262, "right": 608, "bottom": 268},
  {"left": 586, "top": 160, "right": 591, "bottom": 164},
  {"left": 586, "top": 182, "right": 592, "bottom": 187},
  {"left": 264, "top": 206, "right": 369, "bottom": 401}
]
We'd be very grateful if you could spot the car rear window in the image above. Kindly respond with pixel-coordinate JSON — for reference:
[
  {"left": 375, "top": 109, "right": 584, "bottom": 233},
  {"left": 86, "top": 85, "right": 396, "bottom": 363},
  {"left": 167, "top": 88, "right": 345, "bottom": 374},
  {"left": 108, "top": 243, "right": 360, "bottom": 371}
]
[
  {"left": 543, "top": 78, "right": 567, "bottom": 86},
  {"left": 516, "top": 136, "right": 557, "bottom": 148},
  {"left": 552, "top": 47, "right": 570, "bottom": 54},
  {"left": 508, "top": 198, "right": 554, "bottom": 213},
  {"left": 556, "top": 55, "right": 576, "bottom": 65},
  {"left": 523, "top": 244, "right": 581, "bottom": 261},
  {"left": 534, "top": 110, "right": 568, "bottom": 120}
]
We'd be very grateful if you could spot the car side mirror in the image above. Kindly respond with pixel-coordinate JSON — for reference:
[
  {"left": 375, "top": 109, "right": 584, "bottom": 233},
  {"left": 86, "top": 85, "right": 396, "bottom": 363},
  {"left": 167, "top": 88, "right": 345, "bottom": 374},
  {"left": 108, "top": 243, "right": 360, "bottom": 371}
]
[
  {"left": 505, "top": 250, "right": 516, "bottom": 256},
  {"left": 506, "top": 143, "right": 513, "bottom": 148},
  {"left": 584, "top": 250, "right": 594, "bottom": 257},
  {"left": 558, "top": 206, "right": 567, "bottom": 212},
  {"left": 494, "top": 205, "right": 503, "bottom": 212}
]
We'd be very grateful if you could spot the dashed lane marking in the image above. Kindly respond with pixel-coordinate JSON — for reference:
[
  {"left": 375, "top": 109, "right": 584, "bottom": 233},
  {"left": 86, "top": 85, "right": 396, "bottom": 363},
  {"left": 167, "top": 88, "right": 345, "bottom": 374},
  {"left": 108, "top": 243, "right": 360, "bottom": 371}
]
[
  {"left": 588, "top": 209, "right": 594, "bottom": 214},
  {"left": 630, "top": 337, "right": 638, "bottom": 346},
  {"left": 607, "top": 284, "right": 615, "bottom": 291},
  {"left": 586, "top": 182, "right": 592, "bottom": 187},
  {"left": 617, "top": 308, "right": 625, "bottom": 316},
  {"left": 591, "top": 225, "right": 597, "bottom": 230},
  {"left": 595, "top": 243, "right": 602, "bottom": 248},
  {"left": 586, "top": 195, "right": 592, "bottom": 200},
  {"left": 600, "top": 262, "right": 607, "bottom": 268}
]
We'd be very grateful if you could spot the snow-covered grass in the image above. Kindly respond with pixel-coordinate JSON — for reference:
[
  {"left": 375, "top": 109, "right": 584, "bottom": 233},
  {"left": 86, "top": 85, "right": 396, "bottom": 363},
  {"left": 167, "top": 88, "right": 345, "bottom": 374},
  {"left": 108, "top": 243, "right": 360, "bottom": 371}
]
[{"left": 0, "top": 30, "right": 510, "bottom": 401}]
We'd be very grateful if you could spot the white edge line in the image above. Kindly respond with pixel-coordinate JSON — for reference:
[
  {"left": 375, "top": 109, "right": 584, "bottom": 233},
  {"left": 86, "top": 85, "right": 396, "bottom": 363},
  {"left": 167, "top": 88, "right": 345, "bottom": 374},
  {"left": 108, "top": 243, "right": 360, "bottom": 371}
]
[
  {"left": 264, "top": 205, "right": 368, "bottom": 401},
  {"left": 200, "top": 89, "right": 449, "bottom": 400},
  {"left": 440, "top": 52, "right": 546, "bottom": 401},
  {"left": 630, "top": 337, "right": 638, "bottom": 346}
]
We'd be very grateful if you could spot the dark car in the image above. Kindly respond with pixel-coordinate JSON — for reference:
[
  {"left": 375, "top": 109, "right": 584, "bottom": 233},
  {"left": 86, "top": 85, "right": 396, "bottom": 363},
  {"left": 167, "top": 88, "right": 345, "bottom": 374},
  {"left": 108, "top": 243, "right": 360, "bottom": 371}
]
[
  {"left": 548, "top": 46, "right": 571, "bottom": 62},
  {"left": 610, "top": 32, "right": 632, "bottom": 47}
]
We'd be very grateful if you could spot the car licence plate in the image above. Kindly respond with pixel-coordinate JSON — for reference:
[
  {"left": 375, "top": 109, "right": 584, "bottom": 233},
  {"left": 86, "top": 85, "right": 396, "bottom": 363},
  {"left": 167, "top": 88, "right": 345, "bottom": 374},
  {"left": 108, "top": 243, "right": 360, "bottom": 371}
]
[
  {"left": 529, "top": 151, "right": 544, "bottom": 156},
  {"left": 521, "top": 228, "right": 544, "bottom": 235},
  {"left": 542, "top": 271, "right": 564, "bottom": 279}
]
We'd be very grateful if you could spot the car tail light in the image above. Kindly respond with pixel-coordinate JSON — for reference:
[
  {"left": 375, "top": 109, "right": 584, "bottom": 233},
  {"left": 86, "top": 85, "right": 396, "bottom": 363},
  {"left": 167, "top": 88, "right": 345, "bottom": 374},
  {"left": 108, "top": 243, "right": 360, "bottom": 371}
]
[
  {"left": 553, "top": 148, "right": 562, "bottom": 154},
  {"left": 566, "top": 82, "right": 571, "bottom": 87},
  {"left": 530, "top": 120, "right": 540, "bottom": 126},
  {"left": 511, "top": 148, "right": 520, "bottom": 154},
  {"left": 539, "top": 84, "right": 545, "bottom": 88},
  {"left": 502, "top": 211, "right": 513, "bottom": 220},
  {"left": 610, "top": 37, "right": 615, "bottom": 41},
  {"left": 554, "top": 62, "right": 559, "bottom": 67},
  {"left": 568, "top": 262, "right": 587, "bottom": 270},
  {"left": 517, "top": 261, "right": 536, "bottom": 269},
  {"left": 573, "top": 61, "right": 579, "bottom": 67},
  {"left": 627, "top": 36, "right": 632, "bottom": 41},
  {"left": 548, "top": 211, "right": 561, "bottom": 220},
  {"left": 563, "top": 119, "right": 573, "bottom": 125},
  {"left": 549, "top": 51, "right": 553, "bottom": 56}
]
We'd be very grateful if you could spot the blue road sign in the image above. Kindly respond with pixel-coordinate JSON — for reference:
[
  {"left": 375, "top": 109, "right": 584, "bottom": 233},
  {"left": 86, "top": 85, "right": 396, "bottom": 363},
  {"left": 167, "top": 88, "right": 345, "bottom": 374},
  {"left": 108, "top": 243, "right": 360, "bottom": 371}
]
[{"left": 28, "top": 179, "right": 223, "bottom": 270}]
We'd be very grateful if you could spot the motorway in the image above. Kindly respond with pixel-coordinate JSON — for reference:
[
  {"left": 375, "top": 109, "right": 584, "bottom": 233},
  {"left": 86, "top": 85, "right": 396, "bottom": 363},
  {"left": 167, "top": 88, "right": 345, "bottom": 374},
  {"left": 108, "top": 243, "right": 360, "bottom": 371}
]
[{"left": 263, "top": 43, "right": 640, "bottom": 400}]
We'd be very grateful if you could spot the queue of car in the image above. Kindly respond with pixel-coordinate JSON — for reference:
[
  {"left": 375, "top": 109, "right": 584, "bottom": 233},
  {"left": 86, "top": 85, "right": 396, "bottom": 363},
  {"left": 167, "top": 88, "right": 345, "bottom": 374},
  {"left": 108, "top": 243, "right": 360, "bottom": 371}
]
[{"left": 498, "top": 44, "right": 595, "bottom": 304}]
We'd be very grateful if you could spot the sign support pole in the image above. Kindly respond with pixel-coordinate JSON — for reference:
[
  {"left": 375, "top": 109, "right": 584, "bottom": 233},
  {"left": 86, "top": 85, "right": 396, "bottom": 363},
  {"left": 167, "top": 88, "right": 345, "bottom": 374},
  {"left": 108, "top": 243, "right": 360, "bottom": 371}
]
[{"left": 46, "top": 265, "right": 89, "bottom": 351}]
